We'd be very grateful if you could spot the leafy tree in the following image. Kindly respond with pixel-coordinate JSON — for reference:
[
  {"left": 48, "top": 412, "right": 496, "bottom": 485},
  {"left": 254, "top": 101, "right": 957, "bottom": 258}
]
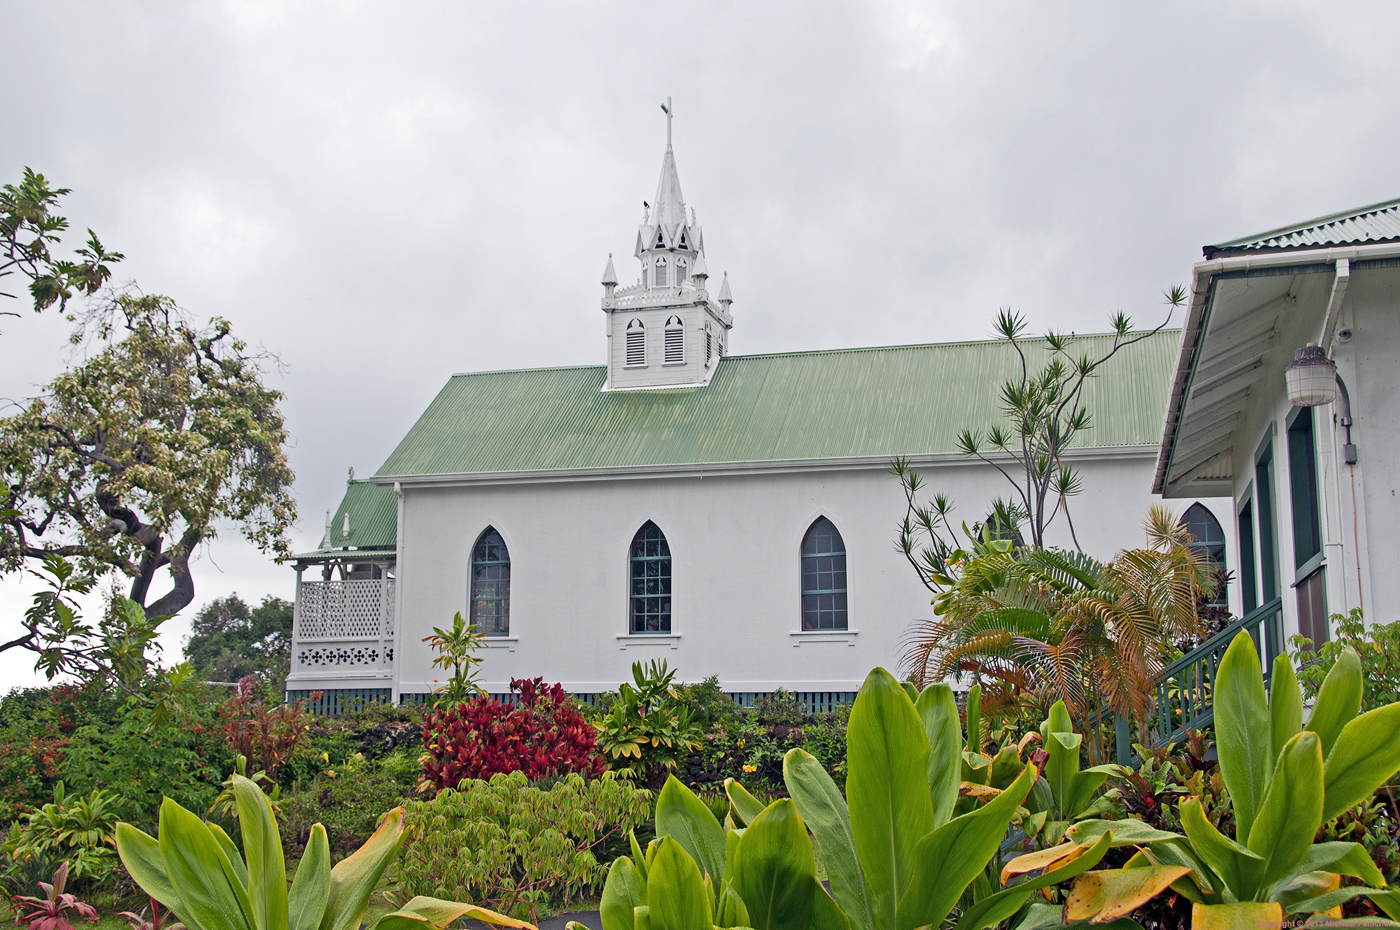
[
  {"left": 0, "top": 292, "right": 296, "bottom": 669},
  {"left": 183, "top": 593, "right": 293, "bottom": 689},
  {"left": 1, "top": 168, "right": 121, "bottom": 322},
  {"left": 896, "top": 289, "right": 1185, "bottom": 588}
]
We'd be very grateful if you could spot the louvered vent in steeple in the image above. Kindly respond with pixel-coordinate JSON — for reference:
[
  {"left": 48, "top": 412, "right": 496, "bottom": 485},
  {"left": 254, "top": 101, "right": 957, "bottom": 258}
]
[{"left": 664, "top": 317, "right": 684, "bottom": 363}]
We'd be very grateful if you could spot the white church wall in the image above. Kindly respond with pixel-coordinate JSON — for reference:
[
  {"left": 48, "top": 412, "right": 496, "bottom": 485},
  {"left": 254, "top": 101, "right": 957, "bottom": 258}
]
[{"left": 389, "top": 451, "right": 1236, "bottom": 696}]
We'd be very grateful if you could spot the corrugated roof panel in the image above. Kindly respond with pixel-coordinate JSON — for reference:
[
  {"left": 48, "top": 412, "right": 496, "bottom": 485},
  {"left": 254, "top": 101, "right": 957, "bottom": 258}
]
[
  {"left": 372, "top": 331, "right": 1180, "bottom": 477},
  {"left": 325, "top": 482, "right": 398, "bottom": 549},
  {"left": 1205, "top": 196, "right": 1400, "bottom": 257}
]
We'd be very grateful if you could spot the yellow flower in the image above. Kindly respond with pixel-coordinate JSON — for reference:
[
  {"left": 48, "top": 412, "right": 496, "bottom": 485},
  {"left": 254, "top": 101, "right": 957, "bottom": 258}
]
[{"left": 742, "top": 764, "right": 757, "bottom": 773}]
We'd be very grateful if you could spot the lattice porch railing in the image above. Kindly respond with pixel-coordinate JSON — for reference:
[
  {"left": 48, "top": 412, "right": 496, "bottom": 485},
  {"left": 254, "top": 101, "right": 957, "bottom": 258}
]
[{"left": 292, "top": 578, "right": 396, "bottom": 674}]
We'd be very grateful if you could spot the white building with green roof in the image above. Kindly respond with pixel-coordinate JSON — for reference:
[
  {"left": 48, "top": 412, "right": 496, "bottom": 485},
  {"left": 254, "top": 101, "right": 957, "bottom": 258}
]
[
  {"left": 1157, "top": 195, "right": 1400, "bottom": 664},
  {"left": 285, "top": 125, "right": 1236, "bottom": 711}
]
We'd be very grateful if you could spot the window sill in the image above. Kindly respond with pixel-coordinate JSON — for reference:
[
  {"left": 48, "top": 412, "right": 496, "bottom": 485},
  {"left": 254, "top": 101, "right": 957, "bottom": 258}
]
[
  {"left": 789, "top": 630, "right": 857, "bottom": 647},
  {"left": 483, "top": 636, "right": 518, "bottom": 652},
  {"left": 616, "top": 633, "right": 681, "bottom": 650},
  {"left": 623, "top": 364, "right": 648, "bottom": 369},
  {"left": 661, "top": 361, "right": 686, "bottom": 366}
]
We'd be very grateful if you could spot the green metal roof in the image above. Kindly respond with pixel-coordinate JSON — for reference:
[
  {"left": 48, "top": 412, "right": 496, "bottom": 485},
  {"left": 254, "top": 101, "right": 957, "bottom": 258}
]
[
  {"left": 310, "top": 481, "right": 398, "bottom": 556},
  {"left": 370, "top": 330, "right": 1181, "bottom": 478},
  {"left": 1204, "top": 196, "right": 1400, "bottom": 259}
]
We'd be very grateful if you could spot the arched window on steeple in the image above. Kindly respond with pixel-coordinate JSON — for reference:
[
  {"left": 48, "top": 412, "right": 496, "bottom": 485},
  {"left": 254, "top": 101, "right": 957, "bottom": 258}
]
[
  {"left": 1180, "top": 503, "right": 1227, "bottom": 610},
  {"left": 676, "top": 258, "right": 688, "bottom": 284},
  {"left": 664, "top": 316, "right": 684, "bottom": 364},
  {"left": 626, "top": 319, "right": 646, "bottom": 367},
  {"left": 470, "top": 527, "right": 510, "bottom": 636},
  {"left": 801, "top": 517, "right": 848, "bottom": 630},
  {"left": 654, "top": 256, "right": 669, "bottom": 287},
  {"left": 630, "top": 521, "right": 671, "bottom": 633}
]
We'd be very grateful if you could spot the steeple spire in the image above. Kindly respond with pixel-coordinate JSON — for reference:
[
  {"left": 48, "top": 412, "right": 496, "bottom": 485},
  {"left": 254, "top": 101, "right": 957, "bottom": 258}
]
[{"left": 599, "top": 100, "right": 733, "bottom": 391}]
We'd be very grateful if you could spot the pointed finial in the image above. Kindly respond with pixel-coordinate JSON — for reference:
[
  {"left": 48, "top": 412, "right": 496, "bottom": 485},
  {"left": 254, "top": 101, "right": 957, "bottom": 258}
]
[
  {"left": 718, "top": 272, "right": 733, "bottom": 309},
  {"left": 692, "top": 251, "right": 708, "bottom": 279},
  {"left": 661, "top": 97, "right": 673, "bottom": 149},
  {"left": 601, "top": 253, "right": 618, "bottom": 286},
  {"left": 342, "top": 512, "right": 351, "bottom": 538},
  {"left": 347, "top": 466, "right": 354, "bottom": 484}
]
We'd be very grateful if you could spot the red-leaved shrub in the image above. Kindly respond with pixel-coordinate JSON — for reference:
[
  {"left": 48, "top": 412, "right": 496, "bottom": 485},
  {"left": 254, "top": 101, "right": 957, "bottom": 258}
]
[{"left": 421, "top": 677, "right": 605, "bottom": 790}]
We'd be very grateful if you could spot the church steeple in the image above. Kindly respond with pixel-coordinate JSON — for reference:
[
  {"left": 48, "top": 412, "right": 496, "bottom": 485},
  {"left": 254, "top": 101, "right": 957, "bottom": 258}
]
[{"left": 600, "top": 100, "right": 733, "bottom": 392}]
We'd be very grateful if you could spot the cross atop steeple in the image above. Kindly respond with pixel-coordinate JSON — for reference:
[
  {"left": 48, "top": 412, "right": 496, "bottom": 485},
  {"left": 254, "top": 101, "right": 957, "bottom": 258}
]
[{"left": 661, "top": 97, "right": 673, "bottom": 149}]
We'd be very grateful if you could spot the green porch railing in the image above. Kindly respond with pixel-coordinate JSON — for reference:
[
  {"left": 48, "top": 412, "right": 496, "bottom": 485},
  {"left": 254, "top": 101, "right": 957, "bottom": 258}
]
[{"left": 1150, "top": 597, "right": 1283, "bottom": 749}]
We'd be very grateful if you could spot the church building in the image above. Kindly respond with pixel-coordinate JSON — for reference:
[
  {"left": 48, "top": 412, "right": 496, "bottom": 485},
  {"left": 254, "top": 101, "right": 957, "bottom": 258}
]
[{"left": 285, "top": 113, "right": 1235, "bottom": 711}]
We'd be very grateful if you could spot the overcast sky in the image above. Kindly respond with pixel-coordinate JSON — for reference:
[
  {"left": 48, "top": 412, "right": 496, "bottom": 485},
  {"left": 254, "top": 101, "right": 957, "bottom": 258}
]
[{"left": 3, "top": 0, "right": 1397, "bottom": 688}]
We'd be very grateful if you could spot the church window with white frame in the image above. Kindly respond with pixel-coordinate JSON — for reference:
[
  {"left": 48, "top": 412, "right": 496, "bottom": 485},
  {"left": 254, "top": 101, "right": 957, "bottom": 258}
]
[
  {"left": 630, "top": 521, "right": 671, "bottom": 633},
  {"left": 626, "top": 319, "right": 646, "bottom": 367},
  {"left": 655, "top": 256, "right": 669, "bottom": 287},
  {"left": 801, "top": 517, "right": 848, "bottom": 630},
  {"left": 470, "top": 527, "right": 510, "bottom": 636},
  {"left": 664, "top": 316, "right": 684, "bottom": 364},
  {"left": 676, "top": 258, "right": 687, "bottom": 284}
]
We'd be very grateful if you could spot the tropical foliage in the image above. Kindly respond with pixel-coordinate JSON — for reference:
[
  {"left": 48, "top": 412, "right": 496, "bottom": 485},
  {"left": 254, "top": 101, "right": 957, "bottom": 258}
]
[
  {"left": 1, "top": 783, "right": 120, "bottom": 887},
  {"left": 8, "top": 860, "right": 97, "bottom": 930},
  {"left": 594, "top": 668, "right": 1065, "bottom": 930},
  {"left": 1292, "top": 609, "right": 1400, "bottom": 711},
  {"left": 395, "top": 771, "right": 651, "bottom": 923},
  {"left": 420, "top": 677, "right": 604, "bottom": 790},
  {"left": 1026, "top": 633, "right": 1400, "bottom": 927},
  {"left": 901, "top": 506, "right": 1217, "bottom": 759},
  {"left": 422, "top": 611, "right": 486, "bottom": 707},
  {"left": 592, "top": 660, "right": 703, "bottom": 788},
  {"left": 114, "top": 774, "right": 532, "bottom": 930}
]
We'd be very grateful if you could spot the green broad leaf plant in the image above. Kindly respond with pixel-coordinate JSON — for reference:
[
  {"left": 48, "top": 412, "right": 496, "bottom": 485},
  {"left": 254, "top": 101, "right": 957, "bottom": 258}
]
[
  {"left": 114, "top": 774, "right": 537, "bottom": 930},
  {"left": 1020, "top": 632, "right": 1400, "bottom": 929},
  {"left": 590, "top": 668, "right": 1092, "bottom": 930}
]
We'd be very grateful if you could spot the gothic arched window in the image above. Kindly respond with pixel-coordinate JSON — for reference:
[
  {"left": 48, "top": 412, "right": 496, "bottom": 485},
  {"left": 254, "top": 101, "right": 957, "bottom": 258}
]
[
  {"left": 470, "top": 527, "right": 510, "bottom": 636},
  {"left": 1181, "top": 503, "right": 1227, "bottom": 610},
  {"left": 630, "top": 521, "right": 671, "bottom": 633},
  {"left": 626, "top": 319, "right": 646, "bottom": 367},
  {"left": 655, "top": 257, "right": 669, "bottom": 287},
  {"left": 801, "top": 517, "right": 848, "bottom": 630},
  {"left": 664, "top": 316, "right": 684, "bottom": 364},
  {"left": 676, "top": 258, "right": 688, "bottom": 284}
]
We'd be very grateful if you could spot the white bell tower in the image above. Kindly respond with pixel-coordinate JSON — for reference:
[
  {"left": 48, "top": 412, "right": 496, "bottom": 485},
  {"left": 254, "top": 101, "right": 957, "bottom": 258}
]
[{"left": 601, "top": 99, "right": 733, "bottom": 391}]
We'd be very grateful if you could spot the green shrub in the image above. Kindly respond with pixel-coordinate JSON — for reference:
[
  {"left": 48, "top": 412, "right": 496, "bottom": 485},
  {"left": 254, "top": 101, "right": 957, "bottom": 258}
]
[
  {"left": 282, "top": 749, "right": 421, "bottom": 858},
  {"left": 593, "top": 660, "right": 701, "bottom": 788},
  {"left": 751, "top": 687, "right": 803, "bottom": 726},
  {"left": 671, "top": 675, "right": 738, "bottom": 729},
  {"left": 394, "top": 771, "right": 651, "bottom": 922},
  {"left": 60, "top": 687, "right": 233, "bottom": 828},
  {"left": 0, "top": 684, "right": 125, "bottom": 823},
  {"left": 1293, "top": 609, "right": 1400, "bottom": 710},
  {"left": 1, "top": 782, "right": 121, "bottom": 887}
]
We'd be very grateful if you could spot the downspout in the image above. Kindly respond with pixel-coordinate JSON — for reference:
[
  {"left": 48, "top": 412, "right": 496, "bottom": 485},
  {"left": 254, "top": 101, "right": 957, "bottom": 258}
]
[{"left": 390, "top": 481, "right": 406, "bottom": 704}]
